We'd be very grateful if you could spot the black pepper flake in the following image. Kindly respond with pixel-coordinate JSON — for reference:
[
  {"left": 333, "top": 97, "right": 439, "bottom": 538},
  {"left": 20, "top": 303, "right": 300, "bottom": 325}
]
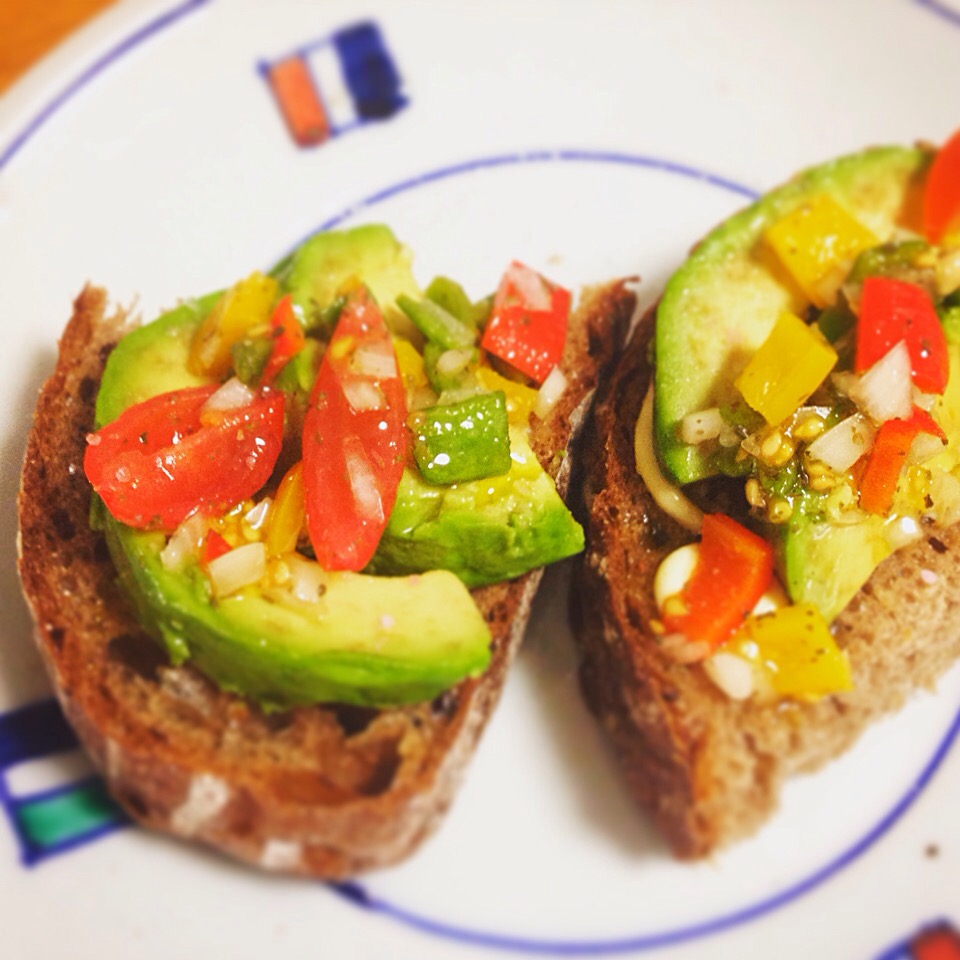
[{"left": 929, "top": 537, "right": 949, "bottom": 555}]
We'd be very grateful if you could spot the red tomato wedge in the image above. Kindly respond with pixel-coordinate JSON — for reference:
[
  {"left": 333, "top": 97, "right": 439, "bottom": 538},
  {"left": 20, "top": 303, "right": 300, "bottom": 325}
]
[
  {"left": 924, "top": 128, "right": 960, "bottom": 243},
  {"left": 263, "top": 294, "right": 306, "bottom": 382},
  {"left": 661, "top": 514, "right": 774, "bottom": 656},
  {"left": 855, "top": 276, "right": 948, "bottom": 394},
  {"left": 480, "top": 261, "right": 571, "bottom": 385},
  {"left": 302, "top": 287, "right": 408, "bottom": 571},
  {"left": 84, "top": 384, "right": 285, "bottom": 531}
]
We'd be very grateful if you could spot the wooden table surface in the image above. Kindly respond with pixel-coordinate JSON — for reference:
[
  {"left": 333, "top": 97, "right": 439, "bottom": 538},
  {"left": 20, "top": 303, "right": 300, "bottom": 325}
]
[{"left": 0, "top": 0, "right": 119, "bottom": 94}]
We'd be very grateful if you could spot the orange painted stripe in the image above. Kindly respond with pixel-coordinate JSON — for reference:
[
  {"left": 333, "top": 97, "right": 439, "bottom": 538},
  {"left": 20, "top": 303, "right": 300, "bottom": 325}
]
[{"left": 267, "top": 56, "right": 330, "bottom": 146}]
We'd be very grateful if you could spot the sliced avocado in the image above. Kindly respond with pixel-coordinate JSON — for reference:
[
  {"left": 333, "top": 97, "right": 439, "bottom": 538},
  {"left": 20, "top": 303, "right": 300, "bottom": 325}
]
[
  {"left": 107, "top": 524, "right": 491, "bottom": 708},
  {"left": 96, "top": 292, "right": 221, "bottom": 422},
  {"left": 368, "top": 429, "right": 584, "bottom": 587},
  {"left": 96, "top": 297, "right": 491, "bottom": 709},
  {"left": 276, "top": 224, "right": 421, "bottom": 334},
  {"left": 655, "top": 145, "right": 929, "bottom": 485}
]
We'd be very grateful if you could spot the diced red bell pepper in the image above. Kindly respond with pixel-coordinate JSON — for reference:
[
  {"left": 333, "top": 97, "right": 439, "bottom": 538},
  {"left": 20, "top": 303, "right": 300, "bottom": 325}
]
[
  {"left": 84, "top": 384, "right": 285, "bottom": 531},
  {"left": 263, "top": 294, "right": 306, "bottom": 382},
  {"left": 201, "top": 529, "right": 233, "bottom": 565},
  {"left": 903, "top": 404, "right": 947, "bottom": 441},
  {"left": 661, "top": 514, "right": 774, "bottom": 654},
  {"left": 923, "top": 129, "right": 960, "bottom": 244},
  {"left": 302, "top": 286, "right": 408, "bottom": 571},
  {"left": 859, "top": 407, "right": 946, "bottom": 515},
  {"left": 855, "top": 276, "right": 948, "bottom": 395},
  {"left": 480, "top": 261, "right": 571, "bottom": 385}
]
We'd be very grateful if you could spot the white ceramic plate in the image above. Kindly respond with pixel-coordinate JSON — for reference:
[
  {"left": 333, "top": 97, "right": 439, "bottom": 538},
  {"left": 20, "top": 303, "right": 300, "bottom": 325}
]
[{"left": 2, "top": 2, "right": 959, "bottom": 957}]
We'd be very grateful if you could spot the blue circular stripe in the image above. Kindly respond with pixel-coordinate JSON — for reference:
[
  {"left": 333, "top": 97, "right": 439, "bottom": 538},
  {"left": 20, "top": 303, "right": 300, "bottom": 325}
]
[
  {"left": 316, "top": 148, "right": 758, "bottom": 235},
  {"left": 328, "top": 697, "right": 960, "bottom": 954},
  {"left": 0, "top": 0, "right": 210, "bottom": 173}
]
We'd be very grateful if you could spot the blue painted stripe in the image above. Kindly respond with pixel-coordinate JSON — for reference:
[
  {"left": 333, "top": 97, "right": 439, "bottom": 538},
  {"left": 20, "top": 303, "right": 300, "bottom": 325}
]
[
  {"left": 913, "top": 0, "right": 960, "bottom": 29},
  {"left": 335, "top": 694, "right": 960, "bottom": 955},
  {"left": 276, "top": 148, "right": 757, "bottom": 255},
  {"left": 332, "top": 22, "right": 407, "bottom": 121},
  {"left": 0, "top": 699, "right": 77, "bottom": 772},
  {"left": 0, "top": 0, "right": 210, "bottom": 172}
]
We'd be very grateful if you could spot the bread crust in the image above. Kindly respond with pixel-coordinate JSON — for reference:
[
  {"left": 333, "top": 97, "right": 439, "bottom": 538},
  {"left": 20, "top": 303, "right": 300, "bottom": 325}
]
[
  {"left": 18, "top": 282, "right": 635, "bottom": 878},
  {"left": 571, "top": 306, "right": 960, "bottom": 858}
]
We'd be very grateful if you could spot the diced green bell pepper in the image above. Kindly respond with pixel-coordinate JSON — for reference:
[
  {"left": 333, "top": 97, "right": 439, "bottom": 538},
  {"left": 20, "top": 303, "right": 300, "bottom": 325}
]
[{"left": 409, "top": 391, "right": 511, "bottom": 484}]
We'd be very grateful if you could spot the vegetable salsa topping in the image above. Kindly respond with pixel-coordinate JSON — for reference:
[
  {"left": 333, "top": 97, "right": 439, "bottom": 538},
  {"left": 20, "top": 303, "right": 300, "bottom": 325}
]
[
  {"left": 83, "top": 228, "right": 583, "bottom": 708},
  {"left": 648, "top": 135, "right": 960, "bottom": 703}
]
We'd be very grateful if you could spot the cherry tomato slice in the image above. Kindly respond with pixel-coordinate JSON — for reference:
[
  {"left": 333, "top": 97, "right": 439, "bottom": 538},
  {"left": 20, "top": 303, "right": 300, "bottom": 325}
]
[
  {"left": 302, "top": 287, "right": 408, "bottom": 571},
  {"left": 480, "top": 261, "right": 570, "bottom": 385},
  {"left": 84, "top": 384, "right": 285, "bottom": 531},
  {"left": 924, "top": 129, "right": 960, "bottom": 244}
]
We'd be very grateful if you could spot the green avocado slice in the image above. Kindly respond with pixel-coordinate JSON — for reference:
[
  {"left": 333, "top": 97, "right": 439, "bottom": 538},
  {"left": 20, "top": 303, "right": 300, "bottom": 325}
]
[
  {"left": 368, "top": 429, "right": 584, "bottom": 587},
  {"left": 275, "top": 223, "right": 422, "bottom": 335},
  {"left": 95, "top": 276, "right": 491, "bottom": 709},
  {"left": 655, "top": 145, "right": 929, "bottom": 485}
]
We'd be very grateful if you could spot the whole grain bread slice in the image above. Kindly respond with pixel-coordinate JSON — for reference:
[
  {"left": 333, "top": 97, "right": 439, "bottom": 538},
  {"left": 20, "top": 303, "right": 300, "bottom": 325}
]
[
  {"left": 17, "top": 280, "right": 634, "bottom": 878},
  {"left": 570, "top": 305, "right": 960, "bottom": 858}
]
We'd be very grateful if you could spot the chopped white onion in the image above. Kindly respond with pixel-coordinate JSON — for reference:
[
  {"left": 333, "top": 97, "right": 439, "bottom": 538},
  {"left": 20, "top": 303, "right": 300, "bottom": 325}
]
[
  {"left": 928, "top": 471, "right": 960, "bottom": 525},
  {"left": 160, "top": 514, "right": 207, "bottom": 571},
  {"left": 409, "top": 385, "right": 439, "bottom": 411},
  {"left": 284, "top": 554, "right": 329, "bottom": 605},
  {"left": 203, "top": 377, "right": 255, "bottom": 412},
  {"left": 353, "top": 341, "right": 398, "bottom": 380},
  {"left": 883, "top": 514, "right": 922, "bottom": 551},
  {"left": 907, "top": 431, "right": 947, "bottom": 466},
  {"left": 345, "top": 443, "right": 384, "bottom": 522},
  {"left": 807, "top": 413, "right": 877, "bottom": 472},
  {"left": 680, "top": 407, "right": 724, "bottom": 445},
  {"left": 912, "top": 388, "right": 937, "bottom": 412},
  {"left": 435, "top": 348, "right": 475, "bottom": 377},
  {"left": 634, "top": 386, "right": 703, "bottom": 532},
  {"left": 207, "top": 541, "right": 266, "bottom": 598},
  {"left": 244, "top": 498, "right": 271, "bottom": 530},
  {"left": 342, "top": 378, "right": 385, "bottom": 412},
  {"left": 534, "top": 366, "right": 567, "bottom": 419},
  {"left": 849, "top": 341, "right": 913, "bottom": 423},
  {"left": 703, "top": 652, "right": 755, "bottom": 700},
  {"left": 507, "top": 263, "right": 552, "bottom": 311}
]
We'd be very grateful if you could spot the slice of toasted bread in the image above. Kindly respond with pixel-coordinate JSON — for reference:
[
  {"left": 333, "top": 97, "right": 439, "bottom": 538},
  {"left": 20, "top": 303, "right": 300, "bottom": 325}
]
[
  {"left": 570, "top": 305, "right": 960, "bottom": 858},
  {"left": 17, "top": 280, "right": 634, "bottom": 878}
]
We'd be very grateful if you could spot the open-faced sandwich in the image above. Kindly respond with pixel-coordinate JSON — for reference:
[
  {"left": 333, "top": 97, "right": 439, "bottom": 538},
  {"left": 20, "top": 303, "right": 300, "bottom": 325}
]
[
  {"left": 572, "top": 133, "right": 960, "bottom": 857},
  {"left": 18, "top": 225, "right": 634, "bottom": 876}
]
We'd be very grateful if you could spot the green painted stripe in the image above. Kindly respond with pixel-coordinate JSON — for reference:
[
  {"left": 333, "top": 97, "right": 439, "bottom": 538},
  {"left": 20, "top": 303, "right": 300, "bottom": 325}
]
[{"left": 15, "top": 782, "right": 120, "bottom": 849}]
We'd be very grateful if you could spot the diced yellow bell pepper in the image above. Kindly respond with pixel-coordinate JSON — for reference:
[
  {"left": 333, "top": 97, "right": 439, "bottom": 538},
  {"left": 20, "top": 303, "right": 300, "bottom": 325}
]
[
  {"left": 729, "top": 603, "right": 852, "bottom": 700},
  {"left": 734, "top": 311, "right": 837, "bottom": 425},
  {"left": 265, "top": 461, "right": 306, "bottom": 556},
  {"left": 476, "top": 365, "right": 538, "bottom": 426},
  {"left": 189, "top": 272, "right": 278, "bottom": 378},
  {"left": 764, "top": 195, "right": 878, "bottom": 308},
  {"left": 393, "top": 337, "right": 428, "bottom": 392}
]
